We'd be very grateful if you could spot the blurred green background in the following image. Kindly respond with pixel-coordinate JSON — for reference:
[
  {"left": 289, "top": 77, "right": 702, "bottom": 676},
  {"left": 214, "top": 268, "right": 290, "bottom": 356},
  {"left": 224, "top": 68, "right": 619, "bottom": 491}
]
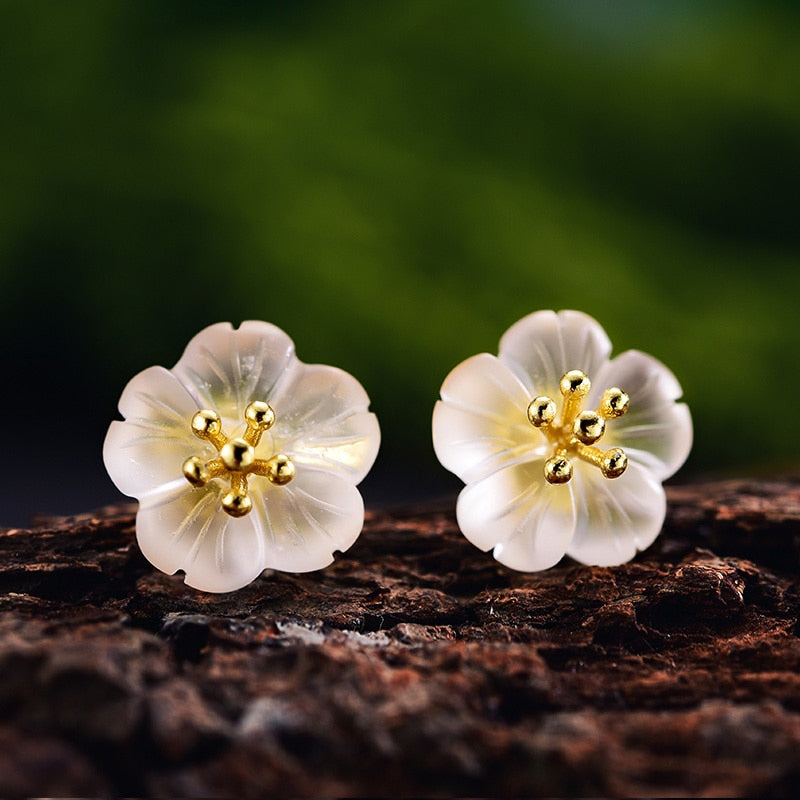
[{"left": 1, "top": 1, "right": 798, "bottom": 525}]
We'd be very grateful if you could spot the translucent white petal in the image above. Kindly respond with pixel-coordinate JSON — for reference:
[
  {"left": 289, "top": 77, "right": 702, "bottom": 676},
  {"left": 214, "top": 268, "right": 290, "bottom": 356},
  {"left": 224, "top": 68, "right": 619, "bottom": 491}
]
[
  {"left": 103, "top": 366, "right": 202, "bottom": 500},
  {"left": 172, "top": 321, "right": 297, "bottom": 424},
  {"left": 433, "top": 353, "right": 541, "bottom": 484},
  {"left": 287, "top": 411, "right": 380, "bottom": 484},
  {"left": 456, "top": 458, "right": 576, "bottom": 571},
  {"left": 137, "top": 484, "right": 267, "bottom": 593},
  {"left": 498, "top": 310, "right": 612, "bottom": 397},
  {"left": 567, "top": 460, "right": 666, "bottom": 567},
  {"left": 592, "top": 350, "right": 693, "bottom": 481},
  {"left": 270, "top": 364, "right": 380, "bottom": 483},
  {"left": 251, "top": 467, "right": 365, "bottom": 573}
]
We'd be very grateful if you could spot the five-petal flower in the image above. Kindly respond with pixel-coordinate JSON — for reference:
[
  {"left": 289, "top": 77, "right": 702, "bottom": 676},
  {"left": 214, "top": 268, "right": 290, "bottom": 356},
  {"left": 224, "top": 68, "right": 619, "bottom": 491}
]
[
  {"left": 104, "top": 321, "right": 380, "bottom": 592},
  {"left": 432, "top": 310, "right": 692, "bottom": 570}
]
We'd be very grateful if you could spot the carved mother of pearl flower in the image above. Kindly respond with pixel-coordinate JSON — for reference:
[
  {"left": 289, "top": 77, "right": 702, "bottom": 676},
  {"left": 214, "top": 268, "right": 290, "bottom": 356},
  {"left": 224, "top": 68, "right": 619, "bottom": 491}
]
[
  {"left": 432, "top": 310, "right": 692, "bottom": 570},
  {"left": 104, "top": 321, "right": 380, "bottom": 592}
]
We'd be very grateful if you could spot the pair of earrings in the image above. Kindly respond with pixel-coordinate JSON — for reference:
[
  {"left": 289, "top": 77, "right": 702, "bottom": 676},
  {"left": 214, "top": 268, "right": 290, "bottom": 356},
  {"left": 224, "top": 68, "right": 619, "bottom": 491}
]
[{"left": 104, "top": 310, "right": 692, "bottom": 593}]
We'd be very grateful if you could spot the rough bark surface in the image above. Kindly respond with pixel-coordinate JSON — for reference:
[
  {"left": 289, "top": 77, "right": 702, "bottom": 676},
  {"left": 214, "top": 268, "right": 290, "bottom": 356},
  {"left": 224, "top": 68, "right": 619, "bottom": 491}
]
[{"left": 1, "top": 477, "right": 800, "bottom": 797}]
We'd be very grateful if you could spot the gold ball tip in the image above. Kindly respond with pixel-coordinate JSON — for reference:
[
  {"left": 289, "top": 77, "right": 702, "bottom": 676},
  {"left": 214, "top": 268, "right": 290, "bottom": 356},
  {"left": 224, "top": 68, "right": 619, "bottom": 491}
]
[
  {"left": 267, "top": 454, "right": 296, "bottom": 485},
  {"left": 191, "top": 409, "right": 222, "bottom": 439},
  {"left": 245, "top": 400, "right": 275, "bottom": 430},
  {"left": 600, "top": 387, "right": 630, "bottom": 418},
  {"left": 222, "top": 490, "right": 252, "bottom": 517},
  {"left": 601, "top": 448, "right": 628, "bottom": 479},
  {"left": 544, "top": 455, "right": 573, "bottom": 485},
  {"left": 182, "top": 456, "right": 208, "bottom": 487},
  {"left": 527, "top": 396, "right": 557, "bottom": 427},
  {"left": 560, "top": 370, "right": 591, "bottom": 397},
  {"left": 220, "top": 438, "right": 255, "bottom": 471},
  {"left": 573, "top": 410, "right": 606, "bottom": 445}
]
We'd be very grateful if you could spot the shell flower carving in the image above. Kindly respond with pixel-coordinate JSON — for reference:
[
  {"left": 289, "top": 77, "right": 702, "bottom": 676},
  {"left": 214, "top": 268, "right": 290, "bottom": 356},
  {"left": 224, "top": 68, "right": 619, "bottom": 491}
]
[
  {"left": 432, "top": 310, "right": 692, "bottom": 570},
  {"left": 104, "top": 321, "right": 380, "bottom": 592}
]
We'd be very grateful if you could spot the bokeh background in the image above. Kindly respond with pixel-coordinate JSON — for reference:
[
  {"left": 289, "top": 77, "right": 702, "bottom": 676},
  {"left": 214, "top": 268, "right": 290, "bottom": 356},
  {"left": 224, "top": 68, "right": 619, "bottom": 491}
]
[{"left": 1, "top": 1, "right": 798, "bottom": 526}]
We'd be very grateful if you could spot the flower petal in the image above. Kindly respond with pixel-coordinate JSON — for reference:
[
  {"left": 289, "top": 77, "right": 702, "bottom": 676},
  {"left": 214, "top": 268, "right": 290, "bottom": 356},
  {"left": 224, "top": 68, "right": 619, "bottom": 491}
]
[
  {"left": 498, "top": 309, "right": 612, "bottom": 397},
  {"left": 270, "top": 364, "right": 380, "bottom": 483},
  {"left": 592, "top": 349, "right": 692, "bottom": 481},
  {"left": 103, "top": 366, "right": 202, "bottom": 500},
  {"left": 172, "top": 321, "right": 296, "bottom": 424},
  {"left": 456, "top": 458, "right": 576, "bottom": 571},
  {"left": 286, "top": 411, "right": 381, "bottom": 484},
  {"left": 566, "top": 460, "right": 666, "bottom": 567},
  {"left": 251, "top": 467, "right": 365, "bottom": 573},
  {"left": 433, "top": 353, "right": 541, "bottom": 484},
  {"left": 137, "top": 484, "right": 267, "bottom": 593}
]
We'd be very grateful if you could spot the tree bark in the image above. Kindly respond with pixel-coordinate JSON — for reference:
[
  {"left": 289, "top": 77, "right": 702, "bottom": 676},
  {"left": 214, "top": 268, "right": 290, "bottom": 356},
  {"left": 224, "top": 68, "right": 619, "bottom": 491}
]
[{"left": 1, "top": 477, "right": 799, "bottom": 797}]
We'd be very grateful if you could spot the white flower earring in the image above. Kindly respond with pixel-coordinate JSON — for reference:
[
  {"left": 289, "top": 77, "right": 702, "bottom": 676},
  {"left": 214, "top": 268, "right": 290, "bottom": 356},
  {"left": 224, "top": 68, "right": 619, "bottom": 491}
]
[
  {"left": 432, "top": 310, "right": 692, "bottom": 571},
  {"left": 104, "top": 321, "right": 380, "bottom": 593}
]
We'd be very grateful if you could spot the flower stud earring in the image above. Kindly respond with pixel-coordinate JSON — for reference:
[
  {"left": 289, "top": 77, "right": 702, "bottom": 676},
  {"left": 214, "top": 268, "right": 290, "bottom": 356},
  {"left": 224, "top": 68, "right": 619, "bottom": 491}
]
[
  {"left": 104, "top": 321, "right": 380, "bottom": 592},
  {"left": 432, "top": 310, "right": 692, "bottom": 570}
]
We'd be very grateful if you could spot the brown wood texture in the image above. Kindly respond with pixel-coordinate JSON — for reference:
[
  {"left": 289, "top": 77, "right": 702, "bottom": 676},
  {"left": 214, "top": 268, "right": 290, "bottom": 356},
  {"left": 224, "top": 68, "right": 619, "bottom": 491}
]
[{"left": 1, "top": 477, "right": 800, "bottom": 797}]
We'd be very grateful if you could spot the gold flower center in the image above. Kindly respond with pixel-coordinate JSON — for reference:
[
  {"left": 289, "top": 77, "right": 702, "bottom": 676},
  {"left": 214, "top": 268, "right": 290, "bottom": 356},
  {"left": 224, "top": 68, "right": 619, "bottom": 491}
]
[
  {"left": 527, "top": 370, "right": 630, "bottom": 485},
  {"left": 182, "top": 400, "right": 295, "bottom": 517}
]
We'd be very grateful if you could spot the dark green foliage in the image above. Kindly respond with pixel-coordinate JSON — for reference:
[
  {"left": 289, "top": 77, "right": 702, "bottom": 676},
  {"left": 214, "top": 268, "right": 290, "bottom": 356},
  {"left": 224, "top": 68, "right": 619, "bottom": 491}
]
[{"left": 1, "top": 1, "right": 798, "bottom": 518}]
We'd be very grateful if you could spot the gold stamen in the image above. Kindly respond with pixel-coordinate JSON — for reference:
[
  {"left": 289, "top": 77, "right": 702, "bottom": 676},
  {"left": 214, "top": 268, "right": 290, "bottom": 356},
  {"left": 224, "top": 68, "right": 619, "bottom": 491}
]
[
  {"left": 182, "top": 456, "right": 208, "bottom": 487},
  {"left": 203, "top": 459, "right": 227, "bottom": 480},
  {"left": 530, "top": 370, "right": 629, "bottom": 485},
  {"left": 244, "top": 401, "right": 275, "bottom": 447},
  {"left": 191, "top": 409, "right": 227, "bottom": 450},
  {"left": 573, "top": 410, "right": 605, "bottom": 445},
  {"left": 183, "top": 400, "right": 294, "bottom": 516},
  {"left": 245, "top": 400, "right": 275, "bottom": 429},
  {"left": 266, "top": 453, "right": 296, "bottom": 485},
  {"left": 222, "top": 489, "right": 252, "bottom": 517},
  {"left": 575, "top": 444, "right": 628, "bottom": 479},
  {"left": 601, "top": 448, "right": 627, "bottom": 478},
  {"left": 544, "top": 454, "right": 573, "bottom": 484},
  {"left": 599, "top": 387, "right": 629, "bottom": 419},
  {"left": 559, "top": 370, "right": 591, "bottom": 429},
  {"left": 527, "top": 396, "right": 556, "bottom": 428},
  {"left": 220, "top": 438, "right": 255, "bottom": 471}
]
